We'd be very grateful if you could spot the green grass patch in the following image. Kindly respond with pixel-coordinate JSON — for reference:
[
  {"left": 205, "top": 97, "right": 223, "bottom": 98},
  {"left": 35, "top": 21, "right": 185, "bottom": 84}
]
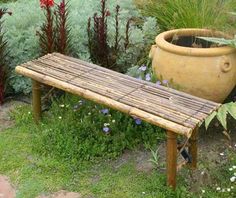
[{"left": 0, "top": 95, "right": 236, "bottom": 197}]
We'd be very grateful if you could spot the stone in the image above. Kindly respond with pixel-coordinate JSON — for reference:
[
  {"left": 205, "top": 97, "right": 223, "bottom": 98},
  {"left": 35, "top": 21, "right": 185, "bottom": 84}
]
[{"left": 0, "top": 176, "right": 16, "bottom": 198}]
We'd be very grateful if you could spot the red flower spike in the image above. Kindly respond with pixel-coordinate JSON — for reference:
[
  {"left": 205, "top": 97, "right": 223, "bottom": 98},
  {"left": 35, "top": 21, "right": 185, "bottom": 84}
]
[
  {"left": 40, "top": 0, "right": 54, "bottom": 8},
  {"left": 59, "top": 0, "right": 66, "bottom": 15}
]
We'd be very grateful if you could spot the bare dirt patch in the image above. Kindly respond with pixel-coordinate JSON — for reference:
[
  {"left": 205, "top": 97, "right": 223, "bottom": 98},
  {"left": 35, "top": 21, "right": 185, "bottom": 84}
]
[
  {"left": 37, "top": 191, "right": 82, "bottom": 198},
  {"left": 0, "top": 100, "right": 26, "bottom": 132}
]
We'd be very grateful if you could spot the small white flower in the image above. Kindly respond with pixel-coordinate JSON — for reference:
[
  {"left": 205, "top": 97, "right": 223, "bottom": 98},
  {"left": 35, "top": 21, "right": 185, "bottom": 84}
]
[
  {"left": 227, "top": 188, "right": 231, "bottom": 192},
  {"left": 112, "top": 119, "right": 116, "bottom": 123},
  {"left": 234, "top": 173, "right": 236, "bottom": 176},
  {"left": 201, "top": 189, "right": 205, "bottom": 193},
  {"left": 233, "top": 165, "right": 236, "bottom": 169},
  {"left": 104, "top": 123, "right": 110, "bottom": 127},
  {"left": 222, "top": 189, "right": 225, "bottom": 192},
  {"left": 59, "top": 104, "right": 65, "bottom": 107},
  {"left": 58, "top": 116, "right": 62, "bottom": 119},
  {"left": 231, "top": 186, "right": 234, "bottom": 189},
  {"left": 216, "top": 187, "right": 221, "bottom": 191},
  {"left": 108, "top": 114, "right": 112, "bottom": 117},
  {"left": 229, "top": 168, "right": 233, "bottom": 171},
  {"left": 142, "top": 192, "right": 146, "bottom": 194},
  {"left": 234, "top": 143, "right": 236, "bottom": 147},
  {"left": 230, "top": 176, "right": 236, "bottom": 182},
  {"left": 28, "top": 111, "right": 31, "bottom": 114},
  {"left": 201, "top": 171, "right": 205, "bottom": 175},
  {"left": 88, "top": 112, "right": 91, "bottom": 115},
  {"left": 219, "top": 153, "right": 224, "bottom": 156}
]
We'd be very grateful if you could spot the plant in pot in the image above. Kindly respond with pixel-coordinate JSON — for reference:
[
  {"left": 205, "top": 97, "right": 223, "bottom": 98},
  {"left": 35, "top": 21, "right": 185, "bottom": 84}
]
[{"left": 149, "top": 28, "right": 236, "bottom": 103}]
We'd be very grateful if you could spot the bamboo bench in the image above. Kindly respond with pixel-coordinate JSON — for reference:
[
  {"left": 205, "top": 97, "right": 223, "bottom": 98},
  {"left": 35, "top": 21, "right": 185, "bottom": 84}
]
[{"left": 15, "top": 53, "right": 221, "bottom": 189}]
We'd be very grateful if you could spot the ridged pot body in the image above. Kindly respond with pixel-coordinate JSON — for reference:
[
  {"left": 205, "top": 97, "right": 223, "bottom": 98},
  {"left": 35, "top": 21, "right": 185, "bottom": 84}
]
[{"left": 150, "top": 29, "right": 236, "bottom": 103}]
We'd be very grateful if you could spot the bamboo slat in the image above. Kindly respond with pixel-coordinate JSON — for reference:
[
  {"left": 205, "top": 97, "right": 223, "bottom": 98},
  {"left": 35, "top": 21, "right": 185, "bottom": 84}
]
[{"left": 15, "top": 65, "right": 193, "bottom": 137}]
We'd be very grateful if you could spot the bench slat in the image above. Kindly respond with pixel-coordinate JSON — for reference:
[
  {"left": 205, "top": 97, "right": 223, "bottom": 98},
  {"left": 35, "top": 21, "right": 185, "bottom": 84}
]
[{"left": 15, "top": 65, "right": 193, "bottom": 137}]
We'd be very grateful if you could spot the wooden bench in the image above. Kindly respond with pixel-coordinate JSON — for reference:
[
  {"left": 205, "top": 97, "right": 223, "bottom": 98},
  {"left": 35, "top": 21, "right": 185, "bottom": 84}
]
[{"left": 15, "top": 53, "right": 221, "bottom": 189}]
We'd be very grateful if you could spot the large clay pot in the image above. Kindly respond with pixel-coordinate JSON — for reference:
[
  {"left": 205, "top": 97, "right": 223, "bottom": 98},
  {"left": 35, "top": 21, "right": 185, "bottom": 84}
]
[{"left": 149, "top": 28, "right": 236, "bottom": 103}]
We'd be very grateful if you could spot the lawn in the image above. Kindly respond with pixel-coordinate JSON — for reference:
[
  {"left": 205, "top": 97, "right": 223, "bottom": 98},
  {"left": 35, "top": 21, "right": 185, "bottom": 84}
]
[{"left": 0, "top": 95, "right": 236, "bottom": 197}]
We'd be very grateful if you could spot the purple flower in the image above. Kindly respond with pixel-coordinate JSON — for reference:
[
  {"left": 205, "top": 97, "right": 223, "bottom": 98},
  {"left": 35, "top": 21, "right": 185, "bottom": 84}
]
[
  {"left": 156, "top": 81, "right": 161, "bottom": 86},
  {"left": 134, "top": 118, "right": 142, "bottom": 125},
  {"left": 145, "top": 73, "right": 151, "bottom": 81},
  {"left": 101, "top": 108, "right": 109, "bottom": 114},
  {"left": 138, "top": 65, "right": 147, "bottom": 71},
  {"left": 103, "top": 127, "right": 110, "bottom": 134},
  {"left": 162, "top": 79, "right": 168, "bottom": 84}
]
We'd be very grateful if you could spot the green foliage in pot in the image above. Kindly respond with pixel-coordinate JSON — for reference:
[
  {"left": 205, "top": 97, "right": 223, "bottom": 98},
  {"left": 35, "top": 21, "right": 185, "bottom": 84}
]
[{"left": 135, "top": 0, "right": 235, "bottom": 32}]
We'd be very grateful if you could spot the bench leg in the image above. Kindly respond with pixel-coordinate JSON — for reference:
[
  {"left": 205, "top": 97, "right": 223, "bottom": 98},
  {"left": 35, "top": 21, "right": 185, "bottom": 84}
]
[
  {"left": 189, "top": 127, "right": 198, "bottom": 169},
  {"left": 32, "top": 80, "right": 42, "bottom": 123},
  {"left": 166, "top": 131, "right": 177, "bottom": 189}
]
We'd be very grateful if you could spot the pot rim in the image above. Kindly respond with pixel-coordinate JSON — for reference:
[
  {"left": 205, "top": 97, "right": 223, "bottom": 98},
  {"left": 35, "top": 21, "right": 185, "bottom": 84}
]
[{"left": 155, "top": 28, "right": 236, "bottom": 56}]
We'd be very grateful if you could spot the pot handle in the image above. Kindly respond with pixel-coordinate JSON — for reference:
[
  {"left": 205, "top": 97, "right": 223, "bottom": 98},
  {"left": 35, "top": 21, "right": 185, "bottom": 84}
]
[
  {"left": 220, "top": 56, "right": 232, "bottom": 73},
  {"left": 149, "top": 44, "right": 157, "bottom": 59}
]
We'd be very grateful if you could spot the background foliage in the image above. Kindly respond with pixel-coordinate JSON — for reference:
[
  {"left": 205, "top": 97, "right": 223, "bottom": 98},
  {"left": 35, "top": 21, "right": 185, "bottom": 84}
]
[
  {"left": 134, "top": 0, "right": 236, "bottom": 33},
  {"left": 1, "top": 0, "right": 157, "bottom": 95}
]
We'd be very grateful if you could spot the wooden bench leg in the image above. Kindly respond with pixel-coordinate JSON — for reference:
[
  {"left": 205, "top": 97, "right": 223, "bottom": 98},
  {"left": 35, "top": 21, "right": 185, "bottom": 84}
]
[
  {"left": 189, "top": 127, "right": 198, "bottom": 169},
  {"left": 32, "top": 80, "right": 42, "bottom": 123},
  {"left": 166, "top": 131, "right": 177, "bottom": 189}
]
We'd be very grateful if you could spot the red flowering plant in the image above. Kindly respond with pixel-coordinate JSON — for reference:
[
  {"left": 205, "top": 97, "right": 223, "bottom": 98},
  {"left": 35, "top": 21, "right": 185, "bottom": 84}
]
[
  {"left": 87, "top": 0, "right": 131, "bottom": 72},
  {"left": 0, "top": 8, "right": 12, "bottom": 105},
  {"left": 54, "top": 0, "right": 71, "bottom": 54},
  {"left": 37, "top": 0, "right": 71, "bottom": 55}
]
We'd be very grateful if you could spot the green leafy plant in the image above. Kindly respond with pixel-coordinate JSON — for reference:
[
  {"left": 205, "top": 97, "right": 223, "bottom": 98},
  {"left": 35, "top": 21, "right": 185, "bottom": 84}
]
[
  {"left": 205, "top": 102, "right": 236, "bottom": 130},
  {"left": 199, "top": 35, "right": 236, "bottom": 48},
  {"left": 23, "top": 94, "right": 164, "bottom": 162},
  {"left": 148, "top": 148, "right": 160, "bottom": 168}
]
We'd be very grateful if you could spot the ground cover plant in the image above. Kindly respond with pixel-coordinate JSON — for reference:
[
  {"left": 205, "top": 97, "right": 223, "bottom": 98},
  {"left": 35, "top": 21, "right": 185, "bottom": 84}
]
[{"left": 0, "top": 99, "right": 236, "bottom": 197}]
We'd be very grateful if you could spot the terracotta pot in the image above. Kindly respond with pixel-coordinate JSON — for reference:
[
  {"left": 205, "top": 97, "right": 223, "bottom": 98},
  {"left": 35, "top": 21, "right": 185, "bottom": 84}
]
[{"left": 149, "top": 28, "right": 236, "bottom": 103}]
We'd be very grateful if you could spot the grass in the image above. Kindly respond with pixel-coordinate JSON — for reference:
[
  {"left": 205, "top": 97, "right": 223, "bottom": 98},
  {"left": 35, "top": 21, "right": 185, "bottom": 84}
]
[
  {"left": 0, "top": 123, "right": 189, "bottom": 198},
  {"left": 0, "top": 95, "right": 236, "bottom": 197},
  {"left": 135, "top": 0, "right": 236, "bottom": 33}
]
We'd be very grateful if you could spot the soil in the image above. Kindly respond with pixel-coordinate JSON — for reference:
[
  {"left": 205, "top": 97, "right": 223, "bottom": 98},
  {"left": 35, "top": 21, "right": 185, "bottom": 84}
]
[{"left": 0, "top": 99, "right": 236, "bottom": 196}]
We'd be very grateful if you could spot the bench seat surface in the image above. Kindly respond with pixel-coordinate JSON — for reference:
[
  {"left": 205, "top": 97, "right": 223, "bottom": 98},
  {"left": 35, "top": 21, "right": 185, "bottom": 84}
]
[{"left": 15, "top": 53, "right": 221, "bottom": 137}]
